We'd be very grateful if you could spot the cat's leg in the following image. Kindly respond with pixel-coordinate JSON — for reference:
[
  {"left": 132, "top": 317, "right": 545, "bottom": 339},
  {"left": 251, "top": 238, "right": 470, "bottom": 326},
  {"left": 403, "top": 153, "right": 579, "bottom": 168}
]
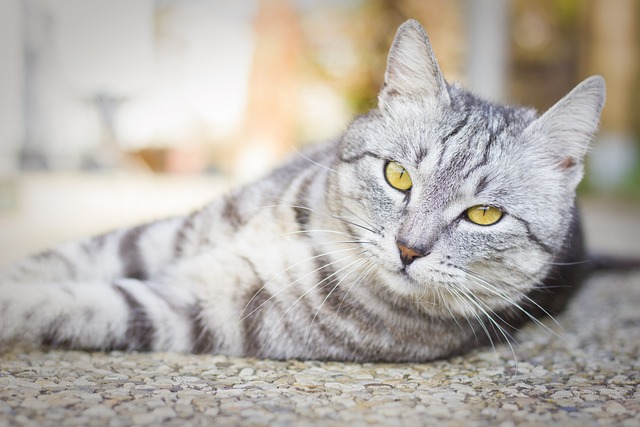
[
  {"left": 0, "top": 213, "right": 210, "bottom": 351},
  {"left": 0, "top": 276, "right": 198, "bottom": 352},
  {"left": 0, "top": 246, "right": 255, "bottom": 353}
]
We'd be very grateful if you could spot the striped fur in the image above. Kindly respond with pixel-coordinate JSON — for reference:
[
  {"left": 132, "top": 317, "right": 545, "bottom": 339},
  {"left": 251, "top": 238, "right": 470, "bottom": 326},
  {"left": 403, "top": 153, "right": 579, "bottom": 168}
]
[{"left": 0, "top": 20, "right": 605, "bottom": 362}]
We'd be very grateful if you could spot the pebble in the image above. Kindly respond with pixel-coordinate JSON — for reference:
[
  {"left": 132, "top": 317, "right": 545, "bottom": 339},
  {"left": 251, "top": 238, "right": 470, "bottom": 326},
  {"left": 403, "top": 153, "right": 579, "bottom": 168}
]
[
  {"left": 82, "top": 406, "right": 117, "bottom": 418},
  {"left": 238, "top": 368, "right": 255, "bottom": 378},
  {"left": 450, "top": 383, "right": 477, "bottom": 395},
  {"left": 604, "top": 401, "right": 627, "bottom": 414},
  {"left": 131, "top": 412, "right": 157, "bottom": 425},
  {"left": 151, "top": 406, "right": 177, "bottom": 421},
  {"left": 550, "top": 390, "right": 573, "bottom": 399},
  {"left": 73, "top": 376, "right": 96, "bottom": 387}
]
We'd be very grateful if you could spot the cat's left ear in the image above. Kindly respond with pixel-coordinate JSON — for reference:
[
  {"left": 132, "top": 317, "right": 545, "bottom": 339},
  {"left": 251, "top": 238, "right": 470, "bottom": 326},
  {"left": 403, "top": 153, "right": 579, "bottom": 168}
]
[
  {"left": 378, "top": 20, "right": 450, "bottom": 108},
  {"left": 525, "top": 76, "right": 605, "bottom": 180}
]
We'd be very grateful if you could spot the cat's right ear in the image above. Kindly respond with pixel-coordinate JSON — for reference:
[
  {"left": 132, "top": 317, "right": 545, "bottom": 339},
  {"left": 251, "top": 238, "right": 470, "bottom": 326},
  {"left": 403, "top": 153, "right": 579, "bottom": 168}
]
[
  {"left": 525, "top": 75, "right": 606, "bottom": 187},
  {"left": 527, "top": 76, "right": 605, "bottom": 162},
  {"left": 379, "top": 20, "right": 450, "bottom": 109}
]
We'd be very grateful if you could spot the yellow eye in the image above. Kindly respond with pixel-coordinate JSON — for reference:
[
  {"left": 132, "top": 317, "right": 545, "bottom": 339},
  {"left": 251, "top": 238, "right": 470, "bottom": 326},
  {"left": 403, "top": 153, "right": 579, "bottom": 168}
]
[
  {"left": 466, "top": 205, "right": 503, "bottom": 226},
  {"left": 384, "top": 161, "right": 412, "bottom": 191}
]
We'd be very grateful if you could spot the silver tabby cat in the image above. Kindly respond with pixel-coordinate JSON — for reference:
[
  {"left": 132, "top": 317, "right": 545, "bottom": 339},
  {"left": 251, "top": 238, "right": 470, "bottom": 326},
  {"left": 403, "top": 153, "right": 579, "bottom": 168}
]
[{"left": 0, "top": 20, "right": 605, "bottom": 362}]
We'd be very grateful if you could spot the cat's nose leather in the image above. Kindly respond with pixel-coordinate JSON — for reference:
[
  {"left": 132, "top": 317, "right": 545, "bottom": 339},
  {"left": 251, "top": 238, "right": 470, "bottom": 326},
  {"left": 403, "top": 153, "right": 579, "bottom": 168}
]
[{"left": 397, "top": 242, "right": 427, "bottom": 266}]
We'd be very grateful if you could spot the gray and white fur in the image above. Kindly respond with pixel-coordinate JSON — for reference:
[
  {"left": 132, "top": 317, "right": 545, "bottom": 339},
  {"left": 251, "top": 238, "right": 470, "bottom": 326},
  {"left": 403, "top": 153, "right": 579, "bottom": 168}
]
[{"left": 0, "top": 20, "right": 607, "bottom": 362}]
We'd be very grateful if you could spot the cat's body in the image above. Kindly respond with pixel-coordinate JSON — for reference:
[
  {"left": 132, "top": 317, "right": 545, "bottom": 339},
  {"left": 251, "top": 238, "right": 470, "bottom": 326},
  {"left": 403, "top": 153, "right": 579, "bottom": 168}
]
[{"left": 0, "top": 21, "right": 608, "bottom": 362}]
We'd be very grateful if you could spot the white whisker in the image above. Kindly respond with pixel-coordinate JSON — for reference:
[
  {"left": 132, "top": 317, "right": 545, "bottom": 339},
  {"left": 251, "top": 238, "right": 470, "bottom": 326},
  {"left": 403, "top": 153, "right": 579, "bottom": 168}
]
[
  {"left": 270, "top": 229, "right": 357, "bottom": 239},
  {"left": 303, "top": 258, "right": 369, "bottom": 348},
  {"left": 257, "top": 202, "right": 380, "bottom": 235},
  {"left": 447, "top": 286, "right": 497, "bottom": 353},
  {"left": 303, "top": 240, "right": 375, "bottom": 248},
  {"left": 290, "top": 145, "right": 346, "bottom": 178},
  {"left": 335, "top": 260, "right": 377, "bottom": 318},
  {"left": 458, "top": 266, "right": 562, "bottom": 336},
  {"left": 449, "top": 284, "right": 518, "bottom": 368},
  {"left": 438, "top": 285, "right": 478, "bottom": 343},
  {"left": 260, "top": 252, "right": 368, "bottom": 354},
  {"left": 331, "top": 200, "right": 381, "bottom": 234},
  {"left": 238, "top": 247, "right": 364, "bottom": 322}
]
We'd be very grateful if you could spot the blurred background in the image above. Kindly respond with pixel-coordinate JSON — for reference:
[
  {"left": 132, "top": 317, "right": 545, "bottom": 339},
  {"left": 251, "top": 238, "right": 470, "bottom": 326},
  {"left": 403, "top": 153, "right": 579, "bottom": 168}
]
[{"left": 0, "top": 0, "right": 639, "bottom": 265}]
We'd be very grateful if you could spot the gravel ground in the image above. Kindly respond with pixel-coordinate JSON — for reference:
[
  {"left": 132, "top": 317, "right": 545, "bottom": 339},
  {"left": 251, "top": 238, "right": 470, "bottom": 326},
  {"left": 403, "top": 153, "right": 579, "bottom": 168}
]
[{"left": 1, "top": 190, "right": 639, "bottom": 426}]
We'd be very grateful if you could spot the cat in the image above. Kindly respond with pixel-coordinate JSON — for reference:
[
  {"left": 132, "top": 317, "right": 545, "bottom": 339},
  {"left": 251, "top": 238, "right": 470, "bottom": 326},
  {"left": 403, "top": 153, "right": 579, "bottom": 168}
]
[{"left": 0, "top": 19, "right": 615, "bottom": 362}]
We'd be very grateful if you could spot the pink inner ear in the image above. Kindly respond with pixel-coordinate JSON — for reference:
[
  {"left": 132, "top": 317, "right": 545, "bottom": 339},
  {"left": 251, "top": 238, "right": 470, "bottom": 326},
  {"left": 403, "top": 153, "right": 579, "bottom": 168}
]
[{"left": 560, "top": 157, "right": 577, "bottom": 169}]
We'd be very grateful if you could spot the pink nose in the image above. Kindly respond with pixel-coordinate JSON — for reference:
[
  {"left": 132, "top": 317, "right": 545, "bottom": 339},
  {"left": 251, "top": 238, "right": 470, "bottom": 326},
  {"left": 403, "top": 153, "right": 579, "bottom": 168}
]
[{"left": 397, "top": 243, "right": 426, "bottom": 266}]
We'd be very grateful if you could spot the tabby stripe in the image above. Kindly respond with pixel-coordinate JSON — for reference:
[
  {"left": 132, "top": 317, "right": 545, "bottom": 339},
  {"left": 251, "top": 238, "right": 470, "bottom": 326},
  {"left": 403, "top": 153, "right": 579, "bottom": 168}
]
[
  {"left": 240, "top": 252, "right": 276, "bottom": 356},
  {"left": 41, "top": 314, "right": 73, "bottom": 348},
  {"left": 240, "top": 256, "right": 263, "bottom": 283},
  {"left": 474, "top": 175, "right": 490, "bottom": 196},
  {"left": 306, "top": 250, "right": 379, "bottom": 357},
  {"left": 42, "top": 305, "right": 119, "bottom": 350},
  {"left": 512, "top": 216, "right": 554, "bottom": 255},
  {"left": 241, "top": 284, "right": 273, "bottom": 357},
  {"left": 174, "top": 212, "right": 198, "bottom": 257},
  {"left": 414, "top": 145, "right": 428, "bottom": 164},
  {"left": 33, "top": 249, "right": 76, "bottom": 279},
  {"left": 444, "top": 115, "right": 469, "bottom": 143},
  {"left": 437, "top": 115, "right": 469, "bottom": 167},
  {"left": 303, "top": 252, "right": 354, "bottom": 355},
  {"left": 462, "top": 130, "right": 496, "bottom": 180},
  {"left": 114, "top": 284, "right": 156, "bottom": 351},
  {"left": 189, "top": 303, "right": 217, "bottom": 354},
  {"left": 293, "top": 173, "right": 315, "bottom": 229},
  {"left": 312, "top": 254, "right": 377, "bottom": 329},
  {"left": 480, "top": 130, "right": 497, "bottom": 165},
  {"left": 311, "top": 253, "right": 338, "bottom": 302},
  {"left": 340, "top": 151, "right": 383, "bottom": 164},
  {"left": 119, "top": 224, "right": 149, "bottom": 280},
  {"left": 222, "top": 195, "right": 244, "bottom": 230},
  {"left": 82, "top": 232, "right": 109, "bottom": 255}
]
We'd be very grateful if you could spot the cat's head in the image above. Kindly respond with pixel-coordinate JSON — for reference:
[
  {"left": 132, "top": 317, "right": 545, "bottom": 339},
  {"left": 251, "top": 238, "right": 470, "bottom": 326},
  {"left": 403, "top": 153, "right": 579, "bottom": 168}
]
[{"left": 328, "top": 20, "right": 605, "bottom": 317}]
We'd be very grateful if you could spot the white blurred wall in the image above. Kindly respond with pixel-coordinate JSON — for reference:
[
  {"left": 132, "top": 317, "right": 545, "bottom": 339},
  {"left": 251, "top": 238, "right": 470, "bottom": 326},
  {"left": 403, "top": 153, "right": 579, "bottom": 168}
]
[
  {"left": 118, "top": 1, "right": 257, "bottom": 150},
  {"left": 0, "top": 0, "right": 23, "bottom": 173},
  {"left": 5, "top": 0, "right": 257, "bottom": 169}
]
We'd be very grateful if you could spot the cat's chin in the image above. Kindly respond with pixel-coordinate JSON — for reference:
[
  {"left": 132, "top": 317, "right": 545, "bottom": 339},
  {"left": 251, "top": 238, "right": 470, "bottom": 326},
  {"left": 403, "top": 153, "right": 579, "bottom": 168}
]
[
  {"left": 380, "top": 268, "right": 428, "bottom": 296},
  {"left": 374, "top": 265, "right": 526, "bottom": 318},
  {"left": 372, "top": 256, "right": 455, "bottom": 295},
  {"left": 374, "top": 266, "right": 453, "bottom": 310}
]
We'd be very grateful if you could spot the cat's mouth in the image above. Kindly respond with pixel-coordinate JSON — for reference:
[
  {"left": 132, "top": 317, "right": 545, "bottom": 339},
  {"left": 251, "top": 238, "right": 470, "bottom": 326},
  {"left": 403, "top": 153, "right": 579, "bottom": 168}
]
[
  {"left": 366, "top": 242, "right": 523, "bottom": 313},
  {"left": 378, "top": 258, "right": 523, "bottom": 315}
]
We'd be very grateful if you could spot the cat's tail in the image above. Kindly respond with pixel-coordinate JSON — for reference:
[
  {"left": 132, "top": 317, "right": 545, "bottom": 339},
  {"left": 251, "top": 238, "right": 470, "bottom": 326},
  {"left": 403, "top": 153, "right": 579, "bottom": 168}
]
[{"left": 589, "top": 254, "right": 640, "bottom": 272}]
